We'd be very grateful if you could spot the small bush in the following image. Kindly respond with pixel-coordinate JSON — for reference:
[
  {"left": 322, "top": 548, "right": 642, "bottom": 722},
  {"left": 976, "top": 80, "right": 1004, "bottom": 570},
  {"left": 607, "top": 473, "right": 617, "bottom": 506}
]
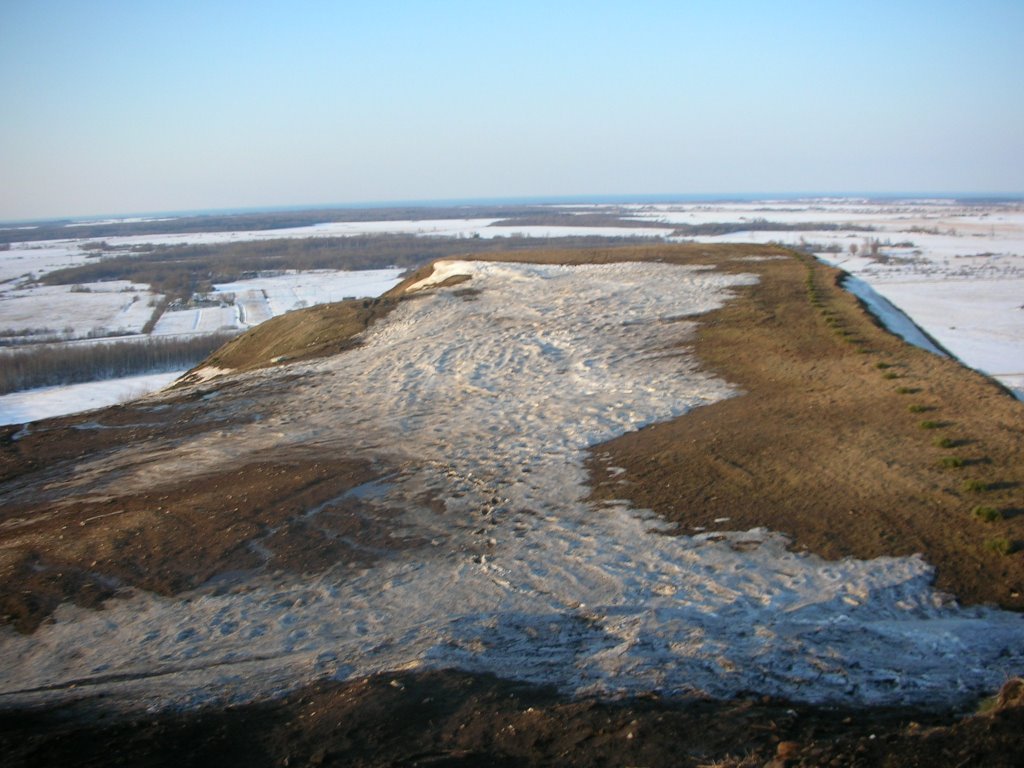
[
  {"left": 934, "top": 437, "right": 957, "bottom": 449},
  {"left": 962, "top": 479, "right": 989, "bottom": 493},
  {"left": 985, "top": 537, "right": 1016, "bottom": 556},
  {"left": 896, "top": 386, "right": 919, "bottom": 394},
  {"left": 875, "top": 362, "right": 892, "bottom": 369},
  {"left": 973, "top": 506, "right": 1002, "bottom": 522},
  {"left": 940, "top": 456, "right": 965, "bottom": 468},
  {"left": 882, "top": 371, "right": 900, "bottom": 379},
  {"left": 908, "top": 404, "right": 930, "bottom": 413},
  {"left": 919, "top": 420, "right": 942, "bottom": 429}
]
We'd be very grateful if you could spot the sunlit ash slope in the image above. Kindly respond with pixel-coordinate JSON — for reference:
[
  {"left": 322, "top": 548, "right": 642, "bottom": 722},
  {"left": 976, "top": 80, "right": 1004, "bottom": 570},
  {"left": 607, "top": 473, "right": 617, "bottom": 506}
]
[{"left": 1, "top": 244, "right": 1023, "bottom": 765}]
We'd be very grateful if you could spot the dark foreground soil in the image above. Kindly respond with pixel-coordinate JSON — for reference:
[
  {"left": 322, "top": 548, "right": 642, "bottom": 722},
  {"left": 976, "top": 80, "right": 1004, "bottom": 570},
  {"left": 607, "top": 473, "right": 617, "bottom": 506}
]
[
  {"left": 3, "top": 670, "right": 1024, "bottom": 768},
  {"left": 1, "top": 243, "right": 1023, "bottom": 766}
]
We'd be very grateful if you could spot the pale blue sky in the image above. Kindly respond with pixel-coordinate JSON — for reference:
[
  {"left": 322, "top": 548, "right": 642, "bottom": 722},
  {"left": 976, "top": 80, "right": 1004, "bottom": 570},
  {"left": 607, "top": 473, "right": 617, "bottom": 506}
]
[{"left": 1, "top": 0, "right": 1021, "bottom": 220}]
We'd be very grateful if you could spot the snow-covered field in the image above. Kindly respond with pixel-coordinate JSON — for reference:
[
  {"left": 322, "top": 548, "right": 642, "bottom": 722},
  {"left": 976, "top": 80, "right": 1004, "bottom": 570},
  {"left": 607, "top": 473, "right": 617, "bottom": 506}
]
[
  {"left": 0, "top": 242, "right": 92, "bottom": 284},
  {"left": 0, "top": 280, "right": 157, "bottom": 342},
  {"left": 2, "top": 261, "right": 1021, "bottom": 713},
  {"left": 151, "top": 269, "right": 407, "bottom": 335},
  {"left": 0, "top": 267, "right": 405, "bottom": 426},
  {"left": 624, "top": 200, "right": 1024, "bottom": 398},
  {"left": 0, "top": 371, "right": 182, "bottom": 426}
]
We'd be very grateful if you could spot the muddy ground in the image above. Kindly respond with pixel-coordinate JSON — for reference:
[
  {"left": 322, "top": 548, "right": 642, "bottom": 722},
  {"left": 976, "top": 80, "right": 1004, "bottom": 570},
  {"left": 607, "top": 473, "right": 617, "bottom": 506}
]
[
  {"left": 3, "top": 671, "right": 1024, "bottom": 767},
  {"left": 1, "top": 243, "right": 1022, "bottom": 766}
]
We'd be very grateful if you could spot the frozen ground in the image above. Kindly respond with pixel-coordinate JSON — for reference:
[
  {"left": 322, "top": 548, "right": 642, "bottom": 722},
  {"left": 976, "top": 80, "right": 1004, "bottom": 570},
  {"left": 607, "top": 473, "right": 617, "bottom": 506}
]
[
  {"left": 0, "top": 371, "right": 182, "bottom": 425},
  {"left": 2, "top": 261, "right": 1022, "bottom": 714}
]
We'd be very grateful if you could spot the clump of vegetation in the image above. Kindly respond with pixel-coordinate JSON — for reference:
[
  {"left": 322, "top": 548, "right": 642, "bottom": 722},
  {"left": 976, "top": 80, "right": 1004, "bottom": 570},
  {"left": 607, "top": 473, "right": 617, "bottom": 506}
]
[
  {"left": 940, "top": 456, "right": 965, "bottom": 468},
  {"left": 976, "top": 677, "right": 1024, "bottom": 715},
  {"left": 973, "top": 506, "right": 1002, "bottom": 523},
  {"left": 962, "top": 479, "right": 989, "bottom": 493},
  {"left": 896, "top": 386, "right": 919, "bottom": 394},
  {"left": 908, "top": 404, "right": 930, "bottom": 413},
  {"left": 882, "top": 371, "right": 900, "bottom": 379},
  {"left": 985, "top": 537, "right": 1017, "bottom": 556},
  {"left": 875, "top": 361, "right": 893, "bottom": 370},
  {"left": 0, "top": 326, "right": 64, "bottom": 345},
  {"left": 934, "top": 436, "right": 957, "bottom": 449},
  {"left": 919, "top": 420, "right": 943, "bottom": 429}
]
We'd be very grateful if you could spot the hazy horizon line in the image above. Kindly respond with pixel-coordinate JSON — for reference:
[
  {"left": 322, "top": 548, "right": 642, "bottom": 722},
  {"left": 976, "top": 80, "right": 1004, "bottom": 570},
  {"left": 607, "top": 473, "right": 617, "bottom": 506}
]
[{"left": 4, "top": 191, "right": 1023, "bottom": 227}]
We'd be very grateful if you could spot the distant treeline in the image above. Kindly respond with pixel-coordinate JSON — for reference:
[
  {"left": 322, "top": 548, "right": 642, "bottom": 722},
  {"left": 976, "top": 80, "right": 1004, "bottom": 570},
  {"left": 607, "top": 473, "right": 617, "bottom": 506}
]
[
  {"left": 670, "top": 219, "right": 876, "bottom": 237},
  {"left": 39, "top": 233, "right": 657, "bottom": 299},
  {"left": 484, "top": 214, "right": 877, "bottom": 236},
  {"left": 1, "top": 205, "right": 588, "bottom": 244},
  {"left": 0, "top": 333, "right": 237, "bottom": 395},
  {"left": 487, "top": 212, "right": 669, "bottom": 229}
]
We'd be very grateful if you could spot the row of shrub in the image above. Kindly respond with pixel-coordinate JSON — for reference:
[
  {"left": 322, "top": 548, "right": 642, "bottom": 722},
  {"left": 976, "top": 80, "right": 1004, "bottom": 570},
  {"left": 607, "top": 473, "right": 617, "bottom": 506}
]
[
  {"left": 0, "top": 332, "right": 237, "bottom": 395},
  {"left": 884, "top": 348, "right": 1019, "bottom": 555},
  {"left": 1, "top": 204, "right": 586, "bottom": 244},
  {"left": 804, "top": 254, "right": 1019, "bottom": 557}
]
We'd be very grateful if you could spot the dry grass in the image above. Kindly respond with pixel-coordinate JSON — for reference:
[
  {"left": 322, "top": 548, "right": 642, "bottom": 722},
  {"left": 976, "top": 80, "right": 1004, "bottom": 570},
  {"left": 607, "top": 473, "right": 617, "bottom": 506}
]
[{"left": 587, "top": 246, "right": 1024, "bottom": 610}]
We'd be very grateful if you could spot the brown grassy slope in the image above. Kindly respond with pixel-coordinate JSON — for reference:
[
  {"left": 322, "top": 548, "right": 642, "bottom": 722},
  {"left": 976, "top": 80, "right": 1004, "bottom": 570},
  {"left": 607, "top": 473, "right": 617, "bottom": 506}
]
[
  {"left": 180, "top": 296, "right": 401, "bottom": 377},
  {"left": 587, "top": 248, "right": 1024, "bottom": 610}
]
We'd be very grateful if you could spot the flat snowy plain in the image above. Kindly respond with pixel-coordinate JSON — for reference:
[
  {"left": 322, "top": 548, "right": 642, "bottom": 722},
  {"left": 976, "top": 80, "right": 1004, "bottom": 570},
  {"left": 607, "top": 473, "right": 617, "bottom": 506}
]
[
  {"left": 624, "top": 199, "right": 1024, "bottom": 399},
  {"left": 2, "top": 260, "right": 1021, "bottom": 714}
]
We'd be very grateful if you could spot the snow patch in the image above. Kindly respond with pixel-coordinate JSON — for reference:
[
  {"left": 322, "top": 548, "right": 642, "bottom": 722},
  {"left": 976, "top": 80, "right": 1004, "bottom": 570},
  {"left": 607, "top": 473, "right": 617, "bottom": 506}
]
[
  {"left": 842, "top": 276, "right": 946, "bottom": 356},
  {"left": 184, "top": 365, "right": 233, "bottom": 383},
  {"left": 404, "top": 260, "right": 478, "bottom": 292},
  {"left": 0, "top": 371, "right": 182, "bottom": 426}
]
